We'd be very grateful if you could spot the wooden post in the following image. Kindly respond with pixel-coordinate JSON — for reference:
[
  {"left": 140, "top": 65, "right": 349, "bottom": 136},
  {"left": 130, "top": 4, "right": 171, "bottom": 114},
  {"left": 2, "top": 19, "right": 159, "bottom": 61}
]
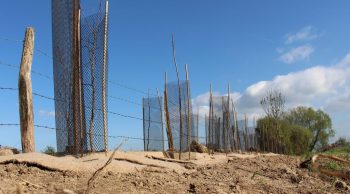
[
  {"left": 171, "top": 33, "right": 183, "bottom": 160},
  {"left": 156, "top": 89, "right": 165, "bottom": 152},
  {"left": 142, "top": 97, "right": 146, "bottom": 150},
  {"left": 164, "top": 72, "right": 174, "bottom": 152},
  {"left": 185, "top": 64, "right": 191, "bottom": 160},
  {"left": 227, "top": 82, "right": 231, "bottom": 153},
  {"left": 102, "top": 0, "right": 109, "bottom": 156},
  {"left": 208, "top": 82, "right": 212, "bottom": 155},
  {"left": 19, "top": 27, "right": 35, "bottom": 153}
]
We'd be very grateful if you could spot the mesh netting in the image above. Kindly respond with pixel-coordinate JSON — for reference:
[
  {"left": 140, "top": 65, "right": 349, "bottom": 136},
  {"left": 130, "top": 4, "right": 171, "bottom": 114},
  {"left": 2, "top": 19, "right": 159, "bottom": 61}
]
[
  {"left": 52, "top": 0, "right": 108, "bottom": 154},
  {"left": 142, "top": 97, "right": 164, "bottom": 151},
  {"left": 80, "top": 11, "right": 108, "bottom": 152},
  {"left": 164, "top": 81, "right": 196, "bottom": 159}
]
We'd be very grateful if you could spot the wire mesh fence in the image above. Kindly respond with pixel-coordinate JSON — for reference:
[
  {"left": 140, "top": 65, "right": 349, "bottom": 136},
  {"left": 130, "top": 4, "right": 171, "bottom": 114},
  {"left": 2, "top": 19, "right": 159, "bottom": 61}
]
[
  {"left": 52, "top": 0, "right": 108, "bottom": 154},
  {"left": 142, "top": 97, "right": 164, "bottom": 151},
  {"left": 164, "top": 81, "right": 196, "bottom": 159}
]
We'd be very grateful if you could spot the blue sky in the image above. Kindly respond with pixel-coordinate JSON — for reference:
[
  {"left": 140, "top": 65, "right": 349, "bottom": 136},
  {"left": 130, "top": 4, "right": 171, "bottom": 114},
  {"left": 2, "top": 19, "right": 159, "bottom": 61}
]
[{"left": 0, "top": 0, "right": 349, "bottom": 151}]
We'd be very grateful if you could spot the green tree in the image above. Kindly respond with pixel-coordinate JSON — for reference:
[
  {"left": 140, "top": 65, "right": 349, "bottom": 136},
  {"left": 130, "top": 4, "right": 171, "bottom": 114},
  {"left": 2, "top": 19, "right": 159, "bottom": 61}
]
[
  {"left": 284, "top": 106, "right": 334, "bottom": 152},
  {"left": 260, "top": 89, "right": 285, "bottom": 119}
]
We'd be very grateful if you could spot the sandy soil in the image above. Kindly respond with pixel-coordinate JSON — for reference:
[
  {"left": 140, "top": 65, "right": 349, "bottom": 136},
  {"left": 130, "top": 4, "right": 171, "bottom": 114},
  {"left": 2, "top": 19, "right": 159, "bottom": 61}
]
[{"left": 0, "top": 151, "right": 349, "bottom": 193}]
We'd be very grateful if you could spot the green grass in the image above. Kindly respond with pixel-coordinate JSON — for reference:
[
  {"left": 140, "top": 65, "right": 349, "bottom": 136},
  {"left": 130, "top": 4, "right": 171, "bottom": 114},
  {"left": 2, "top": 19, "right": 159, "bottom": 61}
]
[
  {"left": 324, "top": 161, "right": 340, "bottom": 170},
  {"left": 323, "top": 146, "right": 350, "bottom": 161}
]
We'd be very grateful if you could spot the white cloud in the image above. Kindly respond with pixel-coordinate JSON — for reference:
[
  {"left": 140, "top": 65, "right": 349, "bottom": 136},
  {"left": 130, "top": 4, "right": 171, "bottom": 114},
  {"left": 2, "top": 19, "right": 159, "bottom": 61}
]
[
  {"left": 285, "top": 26, "right": 320, "bottom": 44},
  {"left": 39, "top": 110, "right": 55, "bottom": 117},
  {"left": 279, "top": 44, "right": 314, "bottom": 64},
  {"left": 192, "top": 53, "right": 350, "bottom": 136}
]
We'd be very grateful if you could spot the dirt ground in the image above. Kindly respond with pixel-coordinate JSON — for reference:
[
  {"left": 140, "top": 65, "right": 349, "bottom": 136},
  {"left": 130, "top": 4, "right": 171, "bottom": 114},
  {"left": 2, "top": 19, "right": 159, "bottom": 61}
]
[{"left": 0, "top": 151, "right": 349, "bottom": 194}]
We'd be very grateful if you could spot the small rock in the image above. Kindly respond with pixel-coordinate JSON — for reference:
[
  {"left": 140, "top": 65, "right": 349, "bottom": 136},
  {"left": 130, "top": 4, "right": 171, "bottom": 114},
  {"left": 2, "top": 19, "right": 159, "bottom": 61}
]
[
  {"left": 334, "top": 180, "right": 348, "bottom": 190},
  {"left": 290, "top": 174, "right": 302, "bottom": 184},
  {"left": 188, "top": 183, "right": 196, "bottom": 193}
]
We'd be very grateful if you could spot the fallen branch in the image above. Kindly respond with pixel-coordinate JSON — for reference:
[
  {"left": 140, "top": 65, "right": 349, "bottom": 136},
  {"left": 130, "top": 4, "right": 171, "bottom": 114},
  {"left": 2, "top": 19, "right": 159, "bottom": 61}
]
[
  {"left": 19, "top": 178, "right": 44, "bottom": 189},
  {"left": 232, "top": 165, "right": 275, "bottom": 179},
  {"left": 114, "top": 157, "right": 166, "bottom": 169},
  {"left": 85, "top": 139, "right": 126, "bottom": 194},
  {"left": 145, "top": 155, "right": 194, "bottom": 164},
  {"left": 82, "top": 158, "right": 99, "bottom": 163},
  {"left": 311, "top": 154, "right": 350, "bottom": 181}
]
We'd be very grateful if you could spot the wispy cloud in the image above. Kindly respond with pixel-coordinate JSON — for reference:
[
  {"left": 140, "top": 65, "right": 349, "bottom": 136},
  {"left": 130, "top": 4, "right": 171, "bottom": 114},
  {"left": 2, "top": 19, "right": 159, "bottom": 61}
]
[
  {"left": 39, "top": 110, "right": 55, "bottom": 117},
  {"left": 279, "top": 44, "right": 314, "bottom": 64},
  {"left": 285, "top": 26, "right": 320, "bottom": 44}
]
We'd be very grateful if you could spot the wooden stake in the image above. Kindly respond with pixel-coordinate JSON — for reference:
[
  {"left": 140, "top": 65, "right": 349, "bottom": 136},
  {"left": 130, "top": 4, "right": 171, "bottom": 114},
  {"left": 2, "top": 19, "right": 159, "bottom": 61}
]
[
  {"left": 164, "top": 72, "right": 174, "bottom": 152},
  {"left": 208, "top": 82, "right": 213, "bottom": 155},
  {"left": 156, "top": 89, "right": 165, "bottom": 152},
  {"left": 19, "top": 27, "right": 35, "bottom": 153},
  {"left": 172, "top": 33, "right": 183, "bottom": 160},
  {"left": 102, "top": 0, "right": 109, "bottom": 156},
  {"left": 185, "top": 64, "right": 191, "bottom": 160}
]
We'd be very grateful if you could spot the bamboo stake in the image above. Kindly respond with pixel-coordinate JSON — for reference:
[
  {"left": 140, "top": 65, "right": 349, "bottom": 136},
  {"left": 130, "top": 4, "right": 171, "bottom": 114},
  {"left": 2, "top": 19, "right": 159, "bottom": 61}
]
[
  {"left": 164, "top": 72, "right": 174, "bottom": 152},
  {"left": 142, "top": 97, "right": 146, "bottom": 150},
  {"left": 227, "top": 82, "right": 231, "bottom": 152},
  {"left": 185, "top": 64, "right": 191, "bottom": 160},
  {"left": 147, "top": 90, "right": 151, "bottom": 151},
  {"left": 102, "top": 0, "right": 109, "bottom": 156},
  {"left": 78, "top": 8, "right": 84, "bottom": 157},
  {"left": 208, "top": 82, "right": 212, "bottom": 155},
  {"left": 156, "top": 89, "right": 165, "bottom": 152},
  {"left": 171, "top": 33, "right": 183, "bottom": 160},
  {"left": 72, "top": 0, "right": 80, "bottom": 155},
  {"left": 18, "top": 27, "right": 35, "bottom": 153}
]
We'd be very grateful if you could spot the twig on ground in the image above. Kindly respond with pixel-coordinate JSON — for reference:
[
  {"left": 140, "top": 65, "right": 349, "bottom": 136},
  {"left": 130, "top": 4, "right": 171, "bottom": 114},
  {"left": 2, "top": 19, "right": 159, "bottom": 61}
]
[
  {"left": 19, "top": 178, "right": 44, "bottom": 189},
  {"left": 114, "top": 157, "right": 166, "bottom": 169},
  {"left": 85, "top": 139, "right": 126, "bottom": 194},
  {"left": 145, "top": 155, "right": 194, "bottom": 164}
]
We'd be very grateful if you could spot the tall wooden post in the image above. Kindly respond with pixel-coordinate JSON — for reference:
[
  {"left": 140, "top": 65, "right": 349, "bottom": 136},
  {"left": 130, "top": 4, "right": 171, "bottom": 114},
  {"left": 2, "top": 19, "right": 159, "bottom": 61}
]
[
  {"left": 227, "top": 82, "right": 231, "bottom": 152},
  {"left": 171, "top": 33, "right": 183, "bottom": 160},
  {"left": 185, "top": 64, "right": 191, "bottom": 160},
  {"left": 102, "top": 0, "right": 109, "bottom": 156},
  {"left": 164, "top": 72, "right": 174, "bottom": 152},
  {"left": 156, "top": 89, "right": 165, "bottom": 152},
  {"left": 208, "top": 82, "right": 213, "bottom": 155},
  {"left": 19, "top": 27, "right": 35, "bottom": 153}
]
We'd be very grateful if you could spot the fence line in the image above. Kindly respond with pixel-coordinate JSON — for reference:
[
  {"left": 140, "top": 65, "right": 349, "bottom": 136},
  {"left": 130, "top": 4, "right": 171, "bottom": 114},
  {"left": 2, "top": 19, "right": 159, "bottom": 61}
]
[{"left": 0, "top": 123, "right": 206, "bottom": 142}]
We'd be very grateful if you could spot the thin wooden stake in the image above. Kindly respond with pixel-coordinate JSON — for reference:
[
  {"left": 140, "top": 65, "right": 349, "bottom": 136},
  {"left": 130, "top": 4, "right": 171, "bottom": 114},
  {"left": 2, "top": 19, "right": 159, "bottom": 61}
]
[
  {"left": 156, "top": 88, "right": 165, "bottom": 152},
  {"left": 102, "top": 0, "right": 109, "bottom": 156},
  {"left": 164, "top": 72, "right": 174, "bottom": 152},
  {"left": 185, "top": 64, "right": 191, "bottom": 160},
  {"left": 172, "top": 33, "right": 183, "bottom": 160},
  {"left": 19, "top": 27, "right": 35, "bottom": 153}
]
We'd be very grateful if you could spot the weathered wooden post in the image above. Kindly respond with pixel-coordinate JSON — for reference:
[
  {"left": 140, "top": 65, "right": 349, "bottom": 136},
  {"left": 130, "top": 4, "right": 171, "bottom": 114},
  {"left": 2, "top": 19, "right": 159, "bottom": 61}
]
[
  {"left": 18, "top": 27, "right": 35, "bottom": 153},
  {"left": 185, "top": 64, "right": 191, "bottom": 160}
]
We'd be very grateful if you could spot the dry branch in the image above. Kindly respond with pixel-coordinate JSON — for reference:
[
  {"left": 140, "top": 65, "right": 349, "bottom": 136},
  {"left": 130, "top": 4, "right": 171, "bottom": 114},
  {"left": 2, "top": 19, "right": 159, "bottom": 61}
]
[
  {"left": 311, "top": 154, "right": 350, "bottom": 180},
  {"left": 145, "top": 155, "right": 194, "bottom": 164},
  {"left": 85, "top": 140, "right": 125, "bottom": 193},
  {"left": 114, "top": 157, "right": 165, "bottom": 169}
]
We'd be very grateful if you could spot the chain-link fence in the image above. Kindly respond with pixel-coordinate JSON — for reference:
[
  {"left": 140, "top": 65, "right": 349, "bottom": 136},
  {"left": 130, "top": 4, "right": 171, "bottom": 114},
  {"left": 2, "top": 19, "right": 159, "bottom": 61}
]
[{"left": 51, "top": 0, "right": 108, "bottom": 154}]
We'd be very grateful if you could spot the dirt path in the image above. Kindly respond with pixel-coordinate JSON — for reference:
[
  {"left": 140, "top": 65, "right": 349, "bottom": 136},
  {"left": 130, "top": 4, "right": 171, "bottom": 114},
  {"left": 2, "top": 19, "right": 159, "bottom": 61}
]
[{"left": 0, "top": 152, "right": 348, "bottom": 193}]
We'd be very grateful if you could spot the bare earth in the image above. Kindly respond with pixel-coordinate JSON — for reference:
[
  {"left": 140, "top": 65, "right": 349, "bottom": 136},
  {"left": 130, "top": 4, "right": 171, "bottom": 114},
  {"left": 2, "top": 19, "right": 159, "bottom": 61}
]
[{"left": 0, "top": 151, "right": 348, "bottom": 193}]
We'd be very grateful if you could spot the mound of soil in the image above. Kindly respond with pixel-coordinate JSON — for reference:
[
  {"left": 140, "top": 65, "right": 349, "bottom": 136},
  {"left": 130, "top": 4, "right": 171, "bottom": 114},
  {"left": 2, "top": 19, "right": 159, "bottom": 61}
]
[{"left": 0, "top": 152, "right": 348, "bottom": 193}]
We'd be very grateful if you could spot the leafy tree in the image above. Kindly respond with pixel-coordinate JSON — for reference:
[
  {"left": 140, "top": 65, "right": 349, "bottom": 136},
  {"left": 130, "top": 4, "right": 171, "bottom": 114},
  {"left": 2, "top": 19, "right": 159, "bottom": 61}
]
[
  {"left": 260, "top": 89, "right": 285, "bottom": 119},
  {"left": 284, "top": 106, "right": 334, "bottom": 151},
  {"left": 256, "top": 117, "right": 312, "bottom": 155}
]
